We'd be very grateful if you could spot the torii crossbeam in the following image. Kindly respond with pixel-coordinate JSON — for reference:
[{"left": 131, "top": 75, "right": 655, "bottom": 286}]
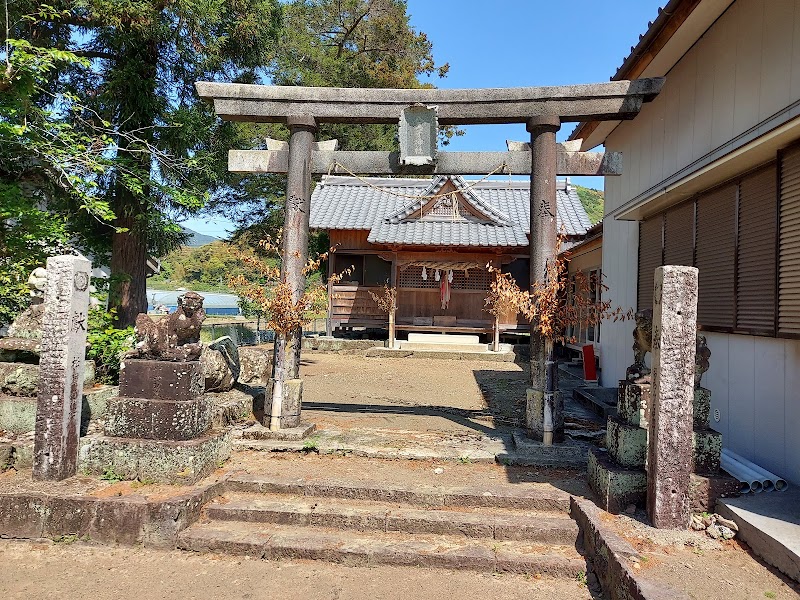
[{"left": 196, "top": 78, "right": 664, "bottom": 443}]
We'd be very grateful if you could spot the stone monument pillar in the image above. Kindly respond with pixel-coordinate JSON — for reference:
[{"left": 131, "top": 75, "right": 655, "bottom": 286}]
[
  {"left": 646, "top": 266, "right": 698, "bottom": 529},
  {"left": 32, "top": 255, "right": 91, "bottom": 481}
]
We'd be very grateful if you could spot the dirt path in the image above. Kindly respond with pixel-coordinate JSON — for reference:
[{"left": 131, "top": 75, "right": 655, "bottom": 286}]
[
  {"left": 300, "top": 354, "right": 527, "bottom": 434},
  {"left": 0, "top": 539, "right": 593, "bottom": 600}
]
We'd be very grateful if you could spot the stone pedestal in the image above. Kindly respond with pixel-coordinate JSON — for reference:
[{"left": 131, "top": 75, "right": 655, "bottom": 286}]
[
  {"left": 94, "top": 357, "right": 226, "bottom": 484},
  {"left": 105, "top": 360, "right": 211, "bottom": 441},
  {"left": 588, "top": 380, "right": 649, "bottom": 512}
]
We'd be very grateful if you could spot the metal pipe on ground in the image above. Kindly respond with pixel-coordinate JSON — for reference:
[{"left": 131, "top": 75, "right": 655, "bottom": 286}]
[
  {"left": 722, "top": 448, "right": 788, "bottom": 492},
  {"left": 720, "top": 454, "right": 765, "bottom": 494}
]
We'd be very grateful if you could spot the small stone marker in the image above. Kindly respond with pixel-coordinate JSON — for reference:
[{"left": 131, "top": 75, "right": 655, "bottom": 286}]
[
  {"left": 646, "top": 266, "right": 698, "bottom": 529},
  {"left": 32, "top": 255, "right": 91, "bottom": 481}
]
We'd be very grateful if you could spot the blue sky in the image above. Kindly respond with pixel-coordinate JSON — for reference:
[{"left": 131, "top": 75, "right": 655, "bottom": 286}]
[{"left": 184, "top": 0, "right": 665, "bottom": 238}]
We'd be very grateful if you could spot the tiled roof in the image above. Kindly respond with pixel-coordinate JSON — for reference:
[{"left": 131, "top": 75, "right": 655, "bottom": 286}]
[{"left": 310, "top": 175, "right": 592, "bottom": 248}]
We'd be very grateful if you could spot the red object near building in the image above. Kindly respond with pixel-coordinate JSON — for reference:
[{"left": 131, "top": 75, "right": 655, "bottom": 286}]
[{"left": 582, "top": 344, "right": 598, "bottom": 382}]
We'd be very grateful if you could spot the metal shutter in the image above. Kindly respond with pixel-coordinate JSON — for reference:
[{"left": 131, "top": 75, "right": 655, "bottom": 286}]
[
  {"left": 696, "top": 184, "right": 736, "bottom": 329},
  {"left": 638, "top": 215, "right": 663, "bottom": 311},
  {"left": 737, "top": 164, "right": 777, "bottom": 334},
  {"left": 664, "top": 201, "right": 695, "bottom": 266},
  {"left": 779, "top": 146, "right": 800, "bottom": 335}
]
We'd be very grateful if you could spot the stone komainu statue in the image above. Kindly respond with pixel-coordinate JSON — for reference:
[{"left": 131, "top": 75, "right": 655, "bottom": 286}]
[
  {"left": 626, "top": 307, "right": 711, "bottom": 388},
  {"left": 127, "top": 291, "right": 206, "bottom": 361}
]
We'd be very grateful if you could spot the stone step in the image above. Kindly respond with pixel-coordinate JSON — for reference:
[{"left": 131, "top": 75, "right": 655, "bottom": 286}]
[
  {"left": 407, "top": 333, "right": 481, "bottom": 345},
  {"left": 205, "top": 493, "right": 579, "bottom": 544},
  {"left": 178, "top": 520, "right": 585, "bottom": 576},
  {"left": 225, "top": 472, "right": 573, "bottom": 513},
  {"left": 398, "top": 342, "right": 490, "bottom": 352}
]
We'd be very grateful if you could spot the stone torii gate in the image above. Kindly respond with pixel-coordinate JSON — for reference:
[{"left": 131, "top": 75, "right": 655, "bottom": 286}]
[{"left": 196, "top": 79, "right": 664, "bottom": 442}]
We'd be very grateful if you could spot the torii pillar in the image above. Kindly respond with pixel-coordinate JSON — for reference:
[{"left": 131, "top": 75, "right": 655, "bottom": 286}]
[
  {"left": 268, "top": 116, "right": 317, "bottom": 431},
  {"left": 526, "top": 116, "right": 563, "bottom": 444}
]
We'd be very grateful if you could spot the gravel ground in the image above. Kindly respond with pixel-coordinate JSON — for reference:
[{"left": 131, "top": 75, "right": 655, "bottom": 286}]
[{"left": 606, "top": 510, "right": 800, "bottom": 600}]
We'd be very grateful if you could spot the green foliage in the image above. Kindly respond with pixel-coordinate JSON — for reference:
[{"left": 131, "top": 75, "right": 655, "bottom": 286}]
[
  {"left": 0, "top": 184, "right": 70, "bottom": 326},
  {"left": 211, "top": 0, "right": 456, "bottom": 235},
  {"left": 575, "top": 185, "right": 604, "bottom": 225},
  {"left": 4, "top": 0, "right": 284, "bottom": 323},
  {"left": 302, "top": 435, "right": 321, "bottom": 452},
  {"left": 86, "top": 308, "right": 134, "bottom": 385},
  {"left": 148, "top": 241, "right": 275, "bottom": 292},
  {"left": 99, "top": 466, "right": 125, "bottom": 483}
]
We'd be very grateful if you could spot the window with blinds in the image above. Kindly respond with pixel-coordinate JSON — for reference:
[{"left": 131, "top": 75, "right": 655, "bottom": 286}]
[
  {"left": 637, "top": 163, "right": 778, "bottom": 335},
  {"left": 738, "top": 166, "right": 777, "bottom": 334},
  {"left": 696, "top": 184, "right": 736, "bottom": 329},
  {"left": 637, "top": 216, "right": 663, "bottom": 310},
  {"left": 779, "top": 146, "right": 800, "bottom": 336}
]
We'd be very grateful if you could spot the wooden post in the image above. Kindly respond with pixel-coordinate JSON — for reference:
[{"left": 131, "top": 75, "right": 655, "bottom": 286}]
[
  {"left": 269, "top": 115, "right": 316, "bottom": 431},
  {"left": 493, "top": 316, "right": 501, "bottom": 352},
  {"left": 526, "top": 116, "right": 563, "bottom": 445},
  {"left": 389, "top": 254, "right": 398, "bottom": 349}
]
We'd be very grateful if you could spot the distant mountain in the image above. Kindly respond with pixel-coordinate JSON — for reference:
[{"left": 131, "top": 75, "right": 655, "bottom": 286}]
[{"left": 181, "top": 226, "right": 219, "bottom": 247}]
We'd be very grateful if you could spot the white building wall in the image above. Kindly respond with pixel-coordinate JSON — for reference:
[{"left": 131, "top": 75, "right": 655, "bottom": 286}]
[{"left": 601, "top": 0, "right": 800, "bottom": 482}]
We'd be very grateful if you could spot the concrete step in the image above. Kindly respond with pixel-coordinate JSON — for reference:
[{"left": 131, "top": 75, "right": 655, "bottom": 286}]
[
  {"left": 407, "top": 333, "right": 481, "bottom": 345},
  {"left": 399, "top": 342, "right": 490, "bottom": 352},
  {"left": 205, "top": 493, "right": 579, "bottom": 544},
  {"left": 225, "top": 472, "right": 573, "bottom": 512},
  {"left": 177, "top": 520, "right": 585, "bottom": 576}
]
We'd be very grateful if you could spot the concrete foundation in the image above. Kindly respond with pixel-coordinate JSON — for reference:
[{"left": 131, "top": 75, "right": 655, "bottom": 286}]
[{"left": 241, "top": 422, "right": 316, "bottom": 441}]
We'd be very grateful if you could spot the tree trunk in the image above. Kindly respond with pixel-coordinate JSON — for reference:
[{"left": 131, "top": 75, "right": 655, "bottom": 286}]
[
  {"left": 107, "top": 40, "right": 159, "bottom": 328},
  {"left": 109, "top": 210, "right": 148, "bottom": 327}
]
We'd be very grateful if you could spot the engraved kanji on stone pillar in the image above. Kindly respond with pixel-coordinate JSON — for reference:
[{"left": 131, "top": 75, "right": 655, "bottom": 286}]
[
  {"left": 32, "top": 255, "right": 91, "bottom": 481},
  {"left": 646, "top": 265, "right": 698, "bottom": 529}
]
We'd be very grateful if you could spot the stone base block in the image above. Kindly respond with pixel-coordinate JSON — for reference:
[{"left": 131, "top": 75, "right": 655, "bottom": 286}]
[
  {"left": 616, "top": 380, "right": 650, "bottom": 427},
  {"left": 260, "top": 378, "right": 303, "bottom": 429},
  {"left": 689, "top": 472, "right": 741, "bottom": 513},
  {"left": 241, "top": 422, "right": 316, "bottom": 441},
  {"left": 208, "top": 385, "right": 260, "bottom": 428},
  {"left": 606, "top": 416, "right": 648, "bottom": 469},
  {"left": 119, "top": 359, "right": 203, "bottom": 402},
  {"left": 588, "top": 447, "right": 647, "bottom": 514},
  {"left": 525, "top": 388, "right": 564, "bottom": 443},
  {"left": 694, "top": 387, "right": 711, "bottom": 428},
  {"left": 105, "top": 395, "right": 211, "bottom": 441},
  {"left": 0, "top": 386, "right": 116, "bottom": 434},
  {"left": 0, "top": 360, "right": 95, "bottom": 397},
  {"left": 692, "top": 428, "right": 722, "bottom": 475},
  {"left": 79, "top": 430, "right": 231, "bottom": 485}
]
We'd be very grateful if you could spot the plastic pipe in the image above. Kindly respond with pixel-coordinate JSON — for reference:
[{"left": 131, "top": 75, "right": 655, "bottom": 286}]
[
  {"left": 720, "top": 454, "right": 764, "bottom": 493},
  {"left": 722, "top": 449, "right": 788, "bottom": 492}
]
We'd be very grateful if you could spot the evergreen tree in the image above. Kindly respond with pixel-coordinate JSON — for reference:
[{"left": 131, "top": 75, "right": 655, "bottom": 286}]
[{"left": 3, "top": 0, "right": 282, "bottom": 326}]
